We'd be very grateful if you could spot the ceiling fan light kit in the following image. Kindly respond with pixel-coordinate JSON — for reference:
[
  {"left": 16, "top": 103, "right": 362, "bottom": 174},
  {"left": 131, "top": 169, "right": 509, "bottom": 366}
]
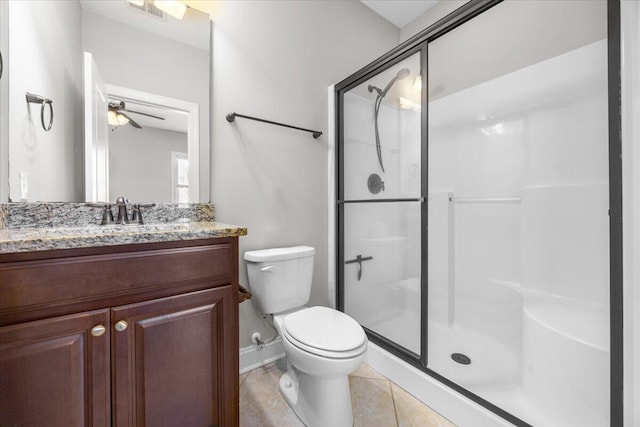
[
  {"left": 108, "top": 110, "right": 129, "bottom": 126},
  {"left": 108, "top": 101, "right": 165, "bottom": 130}
]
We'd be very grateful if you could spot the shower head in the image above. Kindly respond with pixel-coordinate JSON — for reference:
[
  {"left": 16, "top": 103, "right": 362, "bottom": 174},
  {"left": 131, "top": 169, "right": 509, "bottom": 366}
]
[
  {"left": 396, "top": 68, "right": 411, "bottom": 80},
  {"left": 381, "top": 68, "right": 411, "bottom": 97}
]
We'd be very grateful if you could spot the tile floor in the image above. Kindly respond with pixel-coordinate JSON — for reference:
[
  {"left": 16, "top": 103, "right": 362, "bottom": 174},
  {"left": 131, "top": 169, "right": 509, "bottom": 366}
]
[{"left": 240, "top": 358, "right": 457, "bottom": 427}]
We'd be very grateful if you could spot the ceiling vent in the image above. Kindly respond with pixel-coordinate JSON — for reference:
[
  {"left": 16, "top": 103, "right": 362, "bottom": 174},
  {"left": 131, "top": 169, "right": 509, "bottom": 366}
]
[{"left": 127, "top": 0, "right": 166, "bottom": 21}]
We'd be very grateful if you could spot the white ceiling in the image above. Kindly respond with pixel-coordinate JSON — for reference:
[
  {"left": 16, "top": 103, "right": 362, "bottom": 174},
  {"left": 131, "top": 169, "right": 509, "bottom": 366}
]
[{"left": 360, "top": 0, "right": 439, "bottom": 28}]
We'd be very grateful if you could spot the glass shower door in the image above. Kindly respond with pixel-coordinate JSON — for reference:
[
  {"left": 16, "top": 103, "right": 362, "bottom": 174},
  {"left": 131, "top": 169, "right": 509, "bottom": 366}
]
[
  {"left": 338, "top": 0, "right": 613, "bottom": 425},
  {"left": 426, "top": 1, "right": 610, "bottom": 425},
  {"left": 339, "top": 49, "right": 424, "bottom": 356}
]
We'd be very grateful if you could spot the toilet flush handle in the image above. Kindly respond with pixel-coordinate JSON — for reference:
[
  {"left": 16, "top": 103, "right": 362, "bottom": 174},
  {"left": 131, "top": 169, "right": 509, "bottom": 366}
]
[{"left": 261, "top": 265, "right": 275, "bottom": 272}]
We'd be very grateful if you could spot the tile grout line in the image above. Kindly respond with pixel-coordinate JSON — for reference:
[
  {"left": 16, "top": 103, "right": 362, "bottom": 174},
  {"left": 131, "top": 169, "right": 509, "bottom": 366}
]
[
  {"left": 390, "top": 381, "right": 459, "bottom": 427},
  {"left": 389, "top": 379, "right": 400, "bottom": 427},
  {"left": 241, "top": 363, "right": 454, "bottom": 427},
  {"left": 239, "top": 373, "right": 249, "bottom": 389},
  {"left": 350, "top": 374, "right": 386, "bottom": 380}
]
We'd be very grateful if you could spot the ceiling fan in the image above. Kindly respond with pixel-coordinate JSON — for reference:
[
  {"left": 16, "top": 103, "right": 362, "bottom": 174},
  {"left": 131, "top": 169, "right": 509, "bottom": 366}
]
[{"left": 107, "top": 101, "right": 165, "bottom": 129}]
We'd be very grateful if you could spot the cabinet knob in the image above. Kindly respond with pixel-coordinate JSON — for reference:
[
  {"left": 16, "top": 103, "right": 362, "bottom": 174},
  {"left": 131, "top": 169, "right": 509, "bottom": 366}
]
[
  {"left": 114, "top": 320, "right": 128, "bottom": 332},
  {"left": 91, "top": 324, "right": 106, "bottom": 337}
]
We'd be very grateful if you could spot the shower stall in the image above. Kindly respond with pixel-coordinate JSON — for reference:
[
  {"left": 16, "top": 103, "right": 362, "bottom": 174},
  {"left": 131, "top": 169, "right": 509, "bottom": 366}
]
[{"left": 334, "top": 1, "right": 622, "bottom": 425}]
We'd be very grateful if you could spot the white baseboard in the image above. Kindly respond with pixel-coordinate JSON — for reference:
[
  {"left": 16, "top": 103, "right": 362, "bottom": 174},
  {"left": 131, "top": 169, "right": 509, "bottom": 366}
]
[{"left": 239, "top": 337, "right": 285, "bottom": 374}]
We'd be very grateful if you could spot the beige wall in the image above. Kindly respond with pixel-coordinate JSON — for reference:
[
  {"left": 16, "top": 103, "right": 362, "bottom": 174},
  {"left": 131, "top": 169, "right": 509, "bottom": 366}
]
[
  {"left": 208, "top": 1, "right": 399, "bottom": 346},
  {"left": 8, "top": 0, "right": 83, "bottom": 202},
  {"left": 109, "top": 126, "right": 187, "bottom": 203}
]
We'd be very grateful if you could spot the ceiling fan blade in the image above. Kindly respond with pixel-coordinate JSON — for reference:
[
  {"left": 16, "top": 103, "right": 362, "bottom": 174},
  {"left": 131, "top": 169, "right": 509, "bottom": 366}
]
[
  {"left": 122, "top": 109, "right": 165, "bottom": 120},
  {"left": 120, "top": 112, "right": 142, "bottom": 129}
]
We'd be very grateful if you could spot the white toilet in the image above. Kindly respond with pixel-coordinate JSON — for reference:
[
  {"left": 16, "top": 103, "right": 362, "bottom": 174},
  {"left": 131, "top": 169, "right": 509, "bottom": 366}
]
[{"left": 244, "top": 246, "right": 367, "bottom": 427}]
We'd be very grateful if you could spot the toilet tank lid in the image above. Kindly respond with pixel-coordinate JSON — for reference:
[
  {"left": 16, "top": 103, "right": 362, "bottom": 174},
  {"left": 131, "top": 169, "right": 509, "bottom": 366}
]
[{"left": 244, "top": 246, "right": 315, "bottom": 262}]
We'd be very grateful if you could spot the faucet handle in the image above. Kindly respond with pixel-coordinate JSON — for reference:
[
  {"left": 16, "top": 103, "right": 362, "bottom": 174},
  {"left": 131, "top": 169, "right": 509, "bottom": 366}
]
[
  {"left": 86, "top": 203, "right": 114, "bottom": 225},
  {"left": 131, "top": 203, "right": 156, "bottom": 225}
]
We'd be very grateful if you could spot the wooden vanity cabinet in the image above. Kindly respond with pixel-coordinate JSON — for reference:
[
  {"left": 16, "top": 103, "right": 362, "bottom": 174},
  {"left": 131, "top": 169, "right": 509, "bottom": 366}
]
[
  {"left": 0, "top": 237, "right": 240, "bottom": 427},
  {"left": 112, "top": 286, "right": 235, "bottom": 427},
  {"left": 0, "top": 308, "right": 111, "bottom": 427}
]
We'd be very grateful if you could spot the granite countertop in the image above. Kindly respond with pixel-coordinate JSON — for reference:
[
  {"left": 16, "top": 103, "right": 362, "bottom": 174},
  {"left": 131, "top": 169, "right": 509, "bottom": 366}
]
[{"left": 0, "top": 221, "right": 248, "bottom": 254}]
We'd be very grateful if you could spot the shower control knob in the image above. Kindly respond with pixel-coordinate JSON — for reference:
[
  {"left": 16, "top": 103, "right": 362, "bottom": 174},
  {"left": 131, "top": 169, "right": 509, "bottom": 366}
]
[{"left": 367, "top": 173, "right": 385, "bottom": 194}]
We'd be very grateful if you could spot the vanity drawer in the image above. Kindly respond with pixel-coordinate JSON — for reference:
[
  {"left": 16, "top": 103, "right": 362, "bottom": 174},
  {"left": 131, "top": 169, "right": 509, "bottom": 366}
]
[{"left": 0, "top": 241, "right": 235, "bottom": 326}]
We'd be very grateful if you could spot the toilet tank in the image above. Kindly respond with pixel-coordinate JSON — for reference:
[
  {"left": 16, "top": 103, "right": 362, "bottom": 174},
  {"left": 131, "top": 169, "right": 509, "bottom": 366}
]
[{"left": 244, "top": 246, "right": 315, "bottom": 314}]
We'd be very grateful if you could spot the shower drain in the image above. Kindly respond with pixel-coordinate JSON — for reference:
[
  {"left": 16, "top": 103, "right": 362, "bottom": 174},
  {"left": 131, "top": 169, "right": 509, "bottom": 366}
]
[{"left": 451, "top": 353, "right": 471, "bottom": 365}]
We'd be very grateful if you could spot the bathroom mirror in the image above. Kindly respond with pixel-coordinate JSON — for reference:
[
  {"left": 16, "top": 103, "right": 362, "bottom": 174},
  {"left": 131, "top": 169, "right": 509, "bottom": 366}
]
[{"left": 0, "top": 0, "right": 210, "bottom": 203}]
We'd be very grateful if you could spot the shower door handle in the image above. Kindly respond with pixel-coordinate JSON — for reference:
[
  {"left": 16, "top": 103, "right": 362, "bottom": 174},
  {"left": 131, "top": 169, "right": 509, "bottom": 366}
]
[{"left": 345, "top": 255, "right": 373, "bottom": 281}]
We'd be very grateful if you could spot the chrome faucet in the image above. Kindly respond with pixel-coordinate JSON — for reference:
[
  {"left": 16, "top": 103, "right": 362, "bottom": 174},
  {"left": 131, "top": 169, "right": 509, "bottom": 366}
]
[
  {"left": 115, "top": 196, "right": 130, "bottom": 224},
  {"left": 88, "top": 197, "right": 155, "bottom": 225}
]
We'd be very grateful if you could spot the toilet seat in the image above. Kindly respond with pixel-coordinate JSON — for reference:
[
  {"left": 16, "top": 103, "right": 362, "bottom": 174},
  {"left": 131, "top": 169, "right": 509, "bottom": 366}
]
[
  {"left": 283, "top": 329, "right": 367, "bottom": 359},
  {"left": 282, "top": 306, "right": 367, "bottom": 359}
]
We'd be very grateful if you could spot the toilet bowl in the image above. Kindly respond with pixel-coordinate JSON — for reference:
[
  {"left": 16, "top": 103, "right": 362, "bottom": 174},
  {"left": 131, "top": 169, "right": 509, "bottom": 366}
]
[
  {"left": 244, "top": 246, "right": 368, "bottom": 427},
  {"left": 275, "top": 306, "right": 367, "bottom": 426}
]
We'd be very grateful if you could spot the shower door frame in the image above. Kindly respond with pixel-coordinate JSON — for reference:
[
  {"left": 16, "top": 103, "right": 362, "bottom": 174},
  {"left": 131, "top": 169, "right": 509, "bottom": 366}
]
[
  {"left": 336, "top": 43, "right": 428, "bottom": 365},
  {"left": 334, "top": 0, "right": 623, "bottom": 426}
]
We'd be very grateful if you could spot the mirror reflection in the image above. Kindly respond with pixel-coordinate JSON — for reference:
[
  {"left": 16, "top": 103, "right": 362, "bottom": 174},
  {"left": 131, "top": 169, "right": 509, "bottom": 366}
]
[
  {"left": 4, "top": 0, "right": 210, "bottom": 203},
  {"left": 109, "top": 104, "right": 190, "bottom": 203}
]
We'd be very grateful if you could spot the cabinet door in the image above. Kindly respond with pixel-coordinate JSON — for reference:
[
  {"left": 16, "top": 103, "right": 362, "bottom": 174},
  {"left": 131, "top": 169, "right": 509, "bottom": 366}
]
[
  {"left": 0, "top": 309, "right": 110, "bottom": 427},
  {"left": 112, "top": 286, "right": 238, "bottom": 427}
]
